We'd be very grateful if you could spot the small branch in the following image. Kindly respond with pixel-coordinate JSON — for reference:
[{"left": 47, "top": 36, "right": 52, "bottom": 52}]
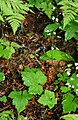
[{"left": 0, "top": 104, "right": 10, "bottom": 112}]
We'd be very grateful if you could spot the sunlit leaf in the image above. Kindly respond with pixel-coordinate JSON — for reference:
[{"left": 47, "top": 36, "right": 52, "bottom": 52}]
[
  {"left": 21, "top": 68, "right": 47, "bottom": 95},
  {"left": 38, "top": 90, "right": 57, "bottom": 109},
  {"left": 40, "top": 50, "right": 74, "bottom": 61},
  {"left": 29, "top": 84, "right": 43, "bottom": 95},
  {"left": 60, "top": 86, "right": 70, "bottom": 93},
  {"left": 0, "top": 96, "right": 7, "bottom": 102},
  {"left": 62, "top": 93, "right": 77, "bottom": 113},
  {"left": 9, "top": 90, "right": 32, "bottom": 114},
  {"left": 61, "top": 114, "right": 78, "bottom": 120}
]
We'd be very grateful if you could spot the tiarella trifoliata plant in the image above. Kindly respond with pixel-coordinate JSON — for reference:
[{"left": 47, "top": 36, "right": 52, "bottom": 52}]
[
  {"left": 0, "top": 110, "right": 14, "bottom": 120},
  {"left": 21, "top": 68, "right": 47, "bottom": 95},
  {"left": 56, "top": 70, "right": 78, "bottom": 113},
  {"left": 0, "top": 39, "right": 21, "bottom": 59},
  {"left": 8, "top": 90, "right": 32, "bottom": 114},
  {"left": 38, "top": 90, "right": 57, "bottom": 109}
]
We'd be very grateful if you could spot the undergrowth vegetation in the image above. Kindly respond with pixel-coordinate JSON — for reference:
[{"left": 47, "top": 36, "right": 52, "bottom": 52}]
[{"left": 0, "top": 0, "right": 78, "bottom": 120}]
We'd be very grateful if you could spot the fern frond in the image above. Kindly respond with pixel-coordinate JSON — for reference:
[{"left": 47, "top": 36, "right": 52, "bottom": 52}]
[
  {"left": 64, "top": 14, "right": 74, "bottom": 28},
  {"left": 1, "top": 1, "right": 13, "bottom": 15},
  {"left": 10, "top": 21, "right": 20, "bottom": 35},
  {"left": 6, "top": 12, "right": 25, "bottom": 34},
  {"left": 75, "top": 20, "right": 78, "bottom": 23},
  {"left": 58, "top": 0, "right": 78, "bottom": 28},
  {"left": 0, "top": 0, "right": 33, "bottom": 34},
  {"left": 6, "top": 17, "right": 21, "bottom": 34},
  {"left": 0, "top": 15, "right": 4, "bottom": 22}
]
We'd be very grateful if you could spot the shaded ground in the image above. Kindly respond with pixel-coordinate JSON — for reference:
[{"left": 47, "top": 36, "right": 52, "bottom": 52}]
[{"left": 0, "top": 10, "right": 77, "bottom": 120}]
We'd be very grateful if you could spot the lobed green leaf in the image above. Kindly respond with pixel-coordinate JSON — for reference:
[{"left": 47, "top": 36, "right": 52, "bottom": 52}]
[
  {"left": 9, "top": 90, "right": 32, "bottom": 114},
  {"left": 38, "top": 90, "right": 57, "bottom": 109},
  {"left": 0, "top": 96, "right": 7, "bottom": 102},
  {"left": 21, "top": 68, "right": 47, "bottom": 95}
]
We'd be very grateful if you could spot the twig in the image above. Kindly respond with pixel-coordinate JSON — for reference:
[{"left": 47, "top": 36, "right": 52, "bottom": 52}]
[
  {"left": 41, "top": 108, "right": 48, "bottom": 119},
  {"left": 0, "top": 104, "right": 10, "bottom": 112}
]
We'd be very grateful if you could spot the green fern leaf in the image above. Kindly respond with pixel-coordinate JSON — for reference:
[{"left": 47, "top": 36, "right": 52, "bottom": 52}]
[
  {"left": 1, "top": 1, "right": 13, "bottom": 15},
  {"left": 58, "top": 0, "right": 78, "bottom": 28},
  {"left": 14, "top": 13, "right": 25, "bottom": 21},
  {"left": 0, "top": 0, "right": 33, "bottom": 34},
  {"left": 10, "top": 20, "right": 20, "bottom": 34},
  {"left": 63, "top": 13, "right": 75, "bottom": 28},
  {"left": 0, "top": 15, "right": 4, "bottom": 22}
]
